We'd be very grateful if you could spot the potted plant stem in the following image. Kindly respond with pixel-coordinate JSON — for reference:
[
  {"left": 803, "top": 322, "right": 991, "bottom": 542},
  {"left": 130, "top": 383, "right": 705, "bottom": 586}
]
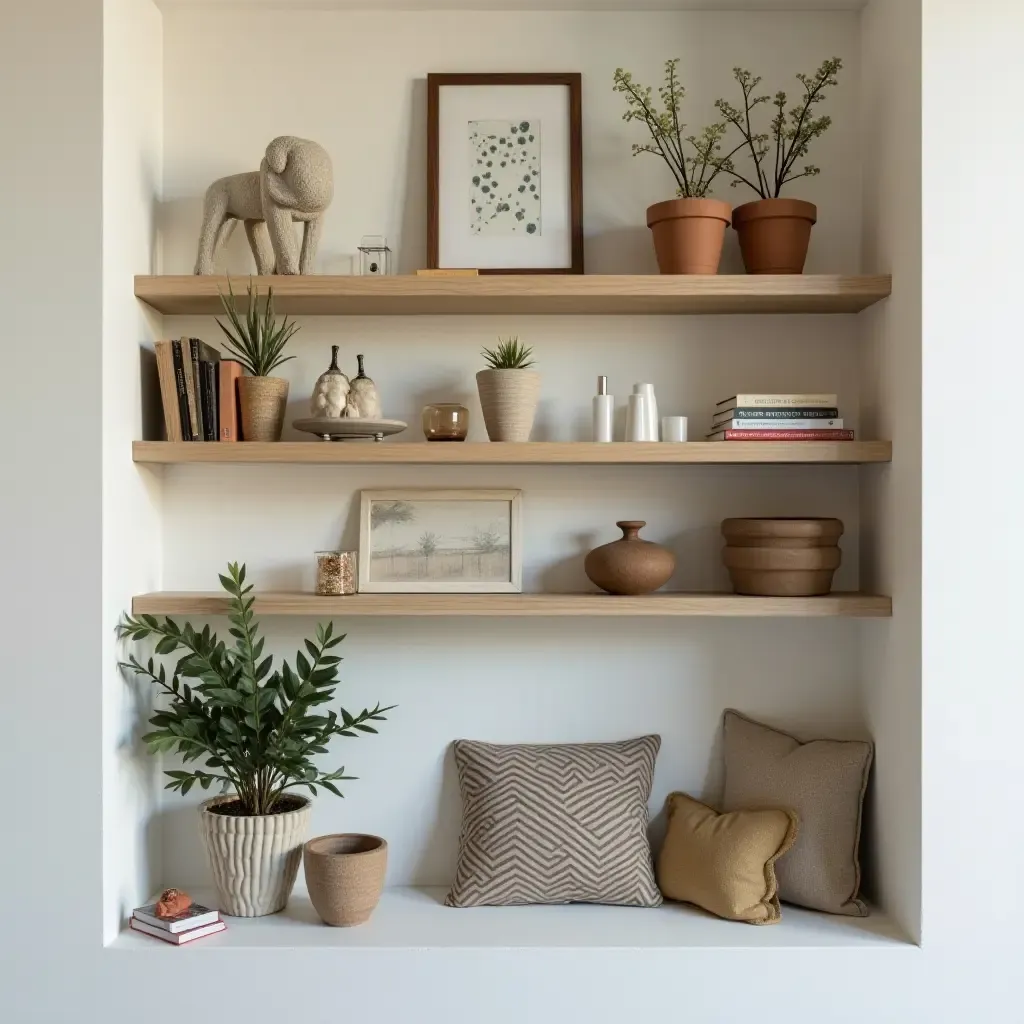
[
  {"left": 476, "top": 337, "right": 540, "bottom": 442},
  {"left": 216, "top": 278, "right": 299, "bottom": 441},
  {"left": 713, "top": 58, "right": 842, "bottom": 273},
  {"left": 119, "top": 563, "right": 394, "bottom": 917},
  {"left": 613, "top": 59, "right": 739, "bottom": 274}
]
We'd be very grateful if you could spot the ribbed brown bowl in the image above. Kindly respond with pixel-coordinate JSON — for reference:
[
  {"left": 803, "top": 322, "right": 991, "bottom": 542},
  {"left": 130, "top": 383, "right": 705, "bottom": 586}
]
[
  {"left": 303, "top": 833, "right": 387, "bottom": 927},
  {"left": 721, "top": 518, "right": 843, "bottom": 596}
]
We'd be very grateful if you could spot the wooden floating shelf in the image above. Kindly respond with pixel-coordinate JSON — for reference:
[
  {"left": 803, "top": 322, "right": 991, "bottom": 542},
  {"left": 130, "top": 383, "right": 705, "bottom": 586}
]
[
  {"left": 134, "top": 274, "right": 892, "bottom": 316},
  {"left": 131, "top": 592, "right": 892, "bottom": 618},
  {"left": 133, "top": 441, "right": 892, "bottom": 466}
]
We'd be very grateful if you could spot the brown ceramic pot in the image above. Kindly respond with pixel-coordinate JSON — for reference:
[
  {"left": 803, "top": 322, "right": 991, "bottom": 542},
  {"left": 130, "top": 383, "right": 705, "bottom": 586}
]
[
  {"left": 721, "top": 517, "right": 843, "bottom": 596},
  {"left": 585, "top": 521, "right": 676, "bottom": 596},
  {"left": 732, "top": 198, "right": 817, "bottom": 274},
  {"left": 304, "top": 833, "right": 387, "bottom": 927},
  {"left": 646, "top": 198, "right": 732, "bottom": 274},
  {"left": 238, "top": 375, "right": 289, "bottom": 442}
]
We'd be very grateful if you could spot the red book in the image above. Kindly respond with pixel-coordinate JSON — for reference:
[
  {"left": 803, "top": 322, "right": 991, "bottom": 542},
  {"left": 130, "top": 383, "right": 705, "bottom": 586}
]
[
  {"left": 707, "top": 429, "right": 856, "bottom": 441},
  {"left": 218, "top": 360, "right": 243, "bottom": 441}
]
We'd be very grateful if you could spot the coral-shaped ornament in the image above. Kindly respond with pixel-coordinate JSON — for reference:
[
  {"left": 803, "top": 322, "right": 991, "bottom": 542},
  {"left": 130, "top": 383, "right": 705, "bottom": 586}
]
[
  {"left": 345, "top": 354, "right": 382, "bottom": 419},
  {"left": 310, "top": 345, "right": 350, "bottom": 417}
]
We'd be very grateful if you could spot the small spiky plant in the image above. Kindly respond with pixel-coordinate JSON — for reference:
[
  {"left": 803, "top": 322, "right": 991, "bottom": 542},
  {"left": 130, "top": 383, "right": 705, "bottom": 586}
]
[
  {"left": 481, "top": 336, "right": 535, "bottom": 370},
  {"left": 216, "top": 278, "right": 299, "bottom": 377}
]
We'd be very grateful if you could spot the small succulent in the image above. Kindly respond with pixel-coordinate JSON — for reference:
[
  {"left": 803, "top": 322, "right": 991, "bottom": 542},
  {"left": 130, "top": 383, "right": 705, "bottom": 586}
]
[
  {"left": 216, "top": 278, "right": 299, "bottom": 377},
  {"left": 481, "top": 336, "right": 535, "bottom": 370}
]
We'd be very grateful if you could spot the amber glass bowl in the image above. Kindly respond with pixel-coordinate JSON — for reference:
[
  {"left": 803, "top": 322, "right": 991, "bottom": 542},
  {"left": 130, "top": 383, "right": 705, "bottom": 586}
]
[{"left": 422, "top": 403, "right": 469, "bottom": 441}]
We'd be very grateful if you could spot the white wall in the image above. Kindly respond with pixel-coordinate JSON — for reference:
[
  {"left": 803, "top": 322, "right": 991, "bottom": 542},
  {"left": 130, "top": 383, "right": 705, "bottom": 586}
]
[
  {"left": 102, "top": 0, "right": 165, "bottom": 942},
  {"left": 153, "top": 5, "right": 871, "bottom": 889}
]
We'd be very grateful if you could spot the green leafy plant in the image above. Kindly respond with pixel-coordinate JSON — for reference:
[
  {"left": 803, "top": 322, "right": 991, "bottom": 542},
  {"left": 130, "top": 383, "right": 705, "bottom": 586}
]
[
  {"left": 481, "top": 336, "right": 535, "bottom": 370},
  {"left": 118, "top": 562, "right": 394, "bottom": 816},
  {"left": 613, "top": 59, "right": 739, "bottom": 199},
  {"left": 713, "top": 58, "right": 842, "bottom": 199},
  {"left": 216, "top": 278, "right": 300, "bottom": 377}
]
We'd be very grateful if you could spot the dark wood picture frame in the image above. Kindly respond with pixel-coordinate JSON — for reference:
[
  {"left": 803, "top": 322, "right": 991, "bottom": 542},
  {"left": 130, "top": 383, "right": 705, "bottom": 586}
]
[{"left": 427, "top": 72, "right": 583, "bottom": 274}]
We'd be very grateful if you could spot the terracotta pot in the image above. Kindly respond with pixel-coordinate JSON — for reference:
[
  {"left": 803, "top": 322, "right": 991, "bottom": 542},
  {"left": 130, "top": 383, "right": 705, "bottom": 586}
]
[
  {"left": 585, "top": 520, "right": 676, "bottom": 596},
  {"left": 199, "top": 795, "right": 311, "bottom": 917},
  {"left": 476, "top": 369, "right": 541, "bottom": 442},
  {"left": 238, "top": 375, "right": 289, "bottom": 441},
  {"left": 646, "top": 198, "right": 732, "bottom": 274},
  {"left": 732, "top": 198, "right": 817, "bottom": 274},
  {"left": 721, "top": 517, "right": 843, "bottom": 596},
  {"left": 304, "top": 834, "right": 388, "bottom": 927}
]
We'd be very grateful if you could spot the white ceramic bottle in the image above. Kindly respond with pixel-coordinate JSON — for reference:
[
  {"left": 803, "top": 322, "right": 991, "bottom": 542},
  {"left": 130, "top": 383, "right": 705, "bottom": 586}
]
[
  {"left": 633, "top": 382, "right": 658, "bottom": 440},
  {"left": 593, "top": 375, "right": 614, "bottom": 442},
  {"left": 625, "top": 393, "right": 649, "bottom": 441}
]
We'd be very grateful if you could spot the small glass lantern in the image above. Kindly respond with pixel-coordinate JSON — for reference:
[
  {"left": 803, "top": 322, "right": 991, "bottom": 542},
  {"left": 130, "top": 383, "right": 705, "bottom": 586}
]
[{"left": 358, "top": 235, "right": 392, "bottom": 276}]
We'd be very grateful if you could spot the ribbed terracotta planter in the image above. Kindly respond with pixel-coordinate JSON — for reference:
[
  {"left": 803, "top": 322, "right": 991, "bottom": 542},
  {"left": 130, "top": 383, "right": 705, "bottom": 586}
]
[
  {"left": 721, "top": 518, "right": 843, "bottom": 596},
  {"left": 585, "top": 520, "right": 676, "bottom": 595},
  {"left": 304, "top": 834, "right": 388, "bottom": 927},
  {"left": 732, "top": 199, "right": 817, "bottom": 274},
  {"left": 647, "top": 198, "right": 731, "bottom": 274},
  {"left": 199, "top": 795, "right": 311, "bottom": 917},
  {"left": 476, "top": 369, "right": 541, "bottom": 442},
  {"left": 238, "top": 375, "right": 289, "bottom": 441}
]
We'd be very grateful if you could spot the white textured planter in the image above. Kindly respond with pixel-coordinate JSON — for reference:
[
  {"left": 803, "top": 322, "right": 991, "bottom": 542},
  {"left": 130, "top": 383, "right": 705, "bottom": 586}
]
[
  {"left": 476, "top": 369, "right": 541, "bottom": 442},
  {"left": 199, "top": 796, "right": 312, "bottom": 917}
]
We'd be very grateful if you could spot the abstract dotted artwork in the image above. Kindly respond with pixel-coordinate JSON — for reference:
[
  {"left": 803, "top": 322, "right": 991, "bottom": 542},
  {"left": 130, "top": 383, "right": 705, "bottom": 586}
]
[{"left": 468, "top": 119, "right": 541, "bottom": 237}]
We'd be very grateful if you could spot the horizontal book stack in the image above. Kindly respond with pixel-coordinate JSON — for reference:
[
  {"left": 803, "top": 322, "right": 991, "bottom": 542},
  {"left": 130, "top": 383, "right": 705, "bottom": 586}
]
[
  {"left": 129, "top": 900, "right": 226, "bottom": 945},
  {"left": 707, "top": 393, "right": 853, "bottom": 441},
  {"left": 155, "top": 337, "right": 243, "bottom": 442}
]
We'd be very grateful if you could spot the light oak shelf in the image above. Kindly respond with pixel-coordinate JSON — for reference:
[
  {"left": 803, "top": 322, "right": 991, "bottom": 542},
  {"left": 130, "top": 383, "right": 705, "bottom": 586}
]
[
  {"left": 134, "top": 273, "right": 891, "bottom": 316},
  {"left": 131, "top": 592, "right": 892, "bottom": 618},
  {"left": 133, "top": 440, "right": 892, "bottom": 465}
]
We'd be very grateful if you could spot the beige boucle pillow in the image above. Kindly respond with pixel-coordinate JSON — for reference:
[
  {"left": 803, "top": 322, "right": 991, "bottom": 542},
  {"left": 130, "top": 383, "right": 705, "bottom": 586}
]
[{"left": 721, "top": 709, "right": 873, "bottom": 916}]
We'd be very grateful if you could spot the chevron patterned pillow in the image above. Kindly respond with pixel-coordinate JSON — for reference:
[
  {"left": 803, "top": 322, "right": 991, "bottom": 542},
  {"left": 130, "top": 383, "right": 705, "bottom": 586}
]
[{"left": 445, "top": 735, "right": 663, "bottom": 908}]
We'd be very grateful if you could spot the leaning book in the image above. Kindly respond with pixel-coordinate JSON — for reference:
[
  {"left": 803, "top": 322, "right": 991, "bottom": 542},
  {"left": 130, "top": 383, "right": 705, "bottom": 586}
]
[
  {"left": 132, "top": 901, "right": 220, "bottom": 933},
  {"left": 129, "top": 918, "right": 227, "bottom": 945}
]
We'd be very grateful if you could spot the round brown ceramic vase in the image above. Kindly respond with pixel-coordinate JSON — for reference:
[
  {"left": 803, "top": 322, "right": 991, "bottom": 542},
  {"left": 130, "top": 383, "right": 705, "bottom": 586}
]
[
  {"left": 238, "top": 375, "right": 289, "bottom": 441},
  {"left": 476, "top": 369, "right": 541, "bottom": 442},
  {"left": 731, "top": 198, "right": 817, "bottom": 274},
  {"left": 721, "top": 517, "right": 843, "bottom": 596},
  {"left": 646, "top": 198, "right": 732, "bottom": 274},
  {"left": 584, "top": 521, "right": 676, "bottom": 596},
  {"left": 303, "top": 834, "right": 388, "bottom": 927}
]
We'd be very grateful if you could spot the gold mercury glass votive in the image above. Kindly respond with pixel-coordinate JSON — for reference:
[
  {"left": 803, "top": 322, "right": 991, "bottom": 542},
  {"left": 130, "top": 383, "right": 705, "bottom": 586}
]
[
  {"left": 422, "top": 403, "right": 469, "bottom": 441},
  {"left": 315, "top": 551, "right": 357, "bottom": 595}
]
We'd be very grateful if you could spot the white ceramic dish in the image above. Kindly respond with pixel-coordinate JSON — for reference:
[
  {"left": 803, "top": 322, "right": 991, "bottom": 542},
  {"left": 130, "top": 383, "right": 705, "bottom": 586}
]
[{"left": 292, "top": 417, "right": 408, "bottom": 442}]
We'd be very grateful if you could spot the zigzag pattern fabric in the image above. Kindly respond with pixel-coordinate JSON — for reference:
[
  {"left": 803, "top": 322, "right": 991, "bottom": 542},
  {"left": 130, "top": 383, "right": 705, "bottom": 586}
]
[{"left": 446, "top": 735, "right": 663, "bottom": 908}]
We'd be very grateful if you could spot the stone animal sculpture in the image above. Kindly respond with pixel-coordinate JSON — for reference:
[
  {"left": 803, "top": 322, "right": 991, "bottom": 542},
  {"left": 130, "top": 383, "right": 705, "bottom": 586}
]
[{"left": 194, "top": 136, "right": 333, "bottom": 276}]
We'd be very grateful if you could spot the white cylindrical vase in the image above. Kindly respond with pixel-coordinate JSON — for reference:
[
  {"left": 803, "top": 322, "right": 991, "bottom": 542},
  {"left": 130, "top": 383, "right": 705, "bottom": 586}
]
[
  {"left": 199, "top": 795, "right": 312, "bottom": 917},
  {"left": 633, "top": 383, "right": 658, "bottom": 440},
  {"left": 661, "top": 416, "right": 689, "bottom": 442},
  {"left": 625, "top": 393, "right": 650, "bottom": 441}
]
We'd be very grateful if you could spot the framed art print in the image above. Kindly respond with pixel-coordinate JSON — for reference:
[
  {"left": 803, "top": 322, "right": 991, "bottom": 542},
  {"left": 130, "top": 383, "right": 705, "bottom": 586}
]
[
  {"left": 427, "top": 73, "right": 583, "bottom": 274},
  {"left": 359, "top": 489, "right": 523, "bottom": 593}
]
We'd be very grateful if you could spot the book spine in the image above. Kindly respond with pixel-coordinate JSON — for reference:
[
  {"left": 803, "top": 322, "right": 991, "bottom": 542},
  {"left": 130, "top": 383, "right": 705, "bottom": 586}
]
[
  {"left": 219, "top": 360, "right": 243, "bottom": 441},
  {"left": 171, "top": 340, "right": 192, "bottom": 441},
  {"left": 180, "top": 339, "right": 201, "bottom": 441},
  {"left": 188, "top": 339, "right": 205, "bottom": 441},
  {"left": 208, "top": 360, "right": 220, "bottom": 441},
  {"left": 724, "top": 394, "right": 838, "bottom": 408},
  {"left": 717, "top": 429, "right": 855, "bottom": 441},
  {"left": 154, "top": 341, "right": 183, "bottom": 443},
  {"left": 715, "top": 418, "right": 844, "bottom": 430},
  {"left": 730, "top": 407, "right": 839, "bottom": 419}
]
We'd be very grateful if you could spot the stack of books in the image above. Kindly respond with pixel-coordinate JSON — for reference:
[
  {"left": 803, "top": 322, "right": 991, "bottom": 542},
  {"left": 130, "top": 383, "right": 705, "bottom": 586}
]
[
  {"left": 707, "top": 393, "right": 853, "bottom": 441},
  {"left": 155, "top": 337, "right": 243, "bottom": 442},
  {"left": 129, "top": 899, "right": 226, "bottom": 945}
]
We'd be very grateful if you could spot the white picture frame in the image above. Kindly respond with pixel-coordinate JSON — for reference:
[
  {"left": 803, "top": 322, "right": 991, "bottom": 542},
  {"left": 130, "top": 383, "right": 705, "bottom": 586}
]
[{"left": 359, "top": 489, "right": 523, "bottom": 594}]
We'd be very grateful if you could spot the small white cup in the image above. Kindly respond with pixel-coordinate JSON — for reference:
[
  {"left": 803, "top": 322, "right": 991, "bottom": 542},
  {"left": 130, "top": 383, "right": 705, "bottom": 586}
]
[{"left": 661, "top": 415, "right": 688, "bottom": 442}]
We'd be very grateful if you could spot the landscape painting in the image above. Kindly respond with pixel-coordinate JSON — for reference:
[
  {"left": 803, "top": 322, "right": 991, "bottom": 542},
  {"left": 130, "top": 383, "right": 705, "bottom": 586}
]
[{"left": 359, "top": 490, "right": 522, "bottom": 593}]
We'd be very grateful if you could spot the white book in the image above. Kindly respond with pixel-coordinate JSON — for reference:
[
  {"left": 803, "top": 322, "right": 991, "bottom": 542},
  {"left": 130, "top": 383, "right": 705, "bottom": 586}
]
[
  {"left": 712, "top": 418, "right": 844, "bottom": 430},
  {"left": 129, "top": 918, "right": 227, "bottom": 945},
  {"left": 132, "top": 900, "right": 220, "bottom": 933},
  {"left": 716, "top": 393, "right": 838, "bottom": 410}
]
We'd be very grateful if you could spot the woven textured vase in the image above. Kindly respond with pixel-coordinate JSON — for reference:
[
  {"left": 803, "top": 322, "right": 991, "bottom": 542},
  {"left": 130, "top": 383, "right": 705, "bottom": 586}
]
[
  {"left": 304, "top": 834, "right": 388, "bottom": 927},
  {"left": 199, "top": 796, "right": 311, "bottom": 917},
  {"left": 238, "top": 375, "right": 289, "bottom": 441},
  {"left": 721, "top": 518, "right": 844, "bottom": 596},
  {"left": 476, "top": 369, "right": 541, "bottom": 442}
]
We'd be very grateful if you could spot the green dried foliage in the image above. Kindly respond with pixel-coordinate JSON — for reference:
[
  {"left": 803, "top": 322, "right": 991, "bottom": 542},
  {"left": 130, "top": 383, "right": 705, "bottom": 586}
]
[
  {"left": 482, "top": 336, "right": 535, "bottom": 370},
  {"left": 118, "top": 562, "right": 395, "bottom": 816},
  {"left": 215, "top": 278, "right": 299, "bottom": 377},
  {"left": 713, "top": 58, "right": 842, "bottom": 199},
  {"left": 613, "top": 59, "right": 736, "bottom": 199}
]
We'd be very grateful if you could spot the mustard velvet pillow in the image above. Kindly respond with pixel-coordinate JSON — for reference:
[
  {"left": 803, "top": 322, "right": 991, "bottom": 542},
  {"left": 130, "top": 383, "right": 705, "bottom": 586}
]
[{"left": 656, "top": 792, "right": 798, "bottom": 924}]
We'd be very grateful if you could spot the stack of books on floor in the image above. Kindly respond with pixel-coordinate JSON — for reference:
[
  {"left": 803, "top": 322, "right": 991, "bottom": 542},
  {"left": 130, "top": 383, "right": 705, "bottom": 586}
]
[
  {"left": 155, "top": 337, "right": 242, "bottom": 442},
  {"left": 708, "top": 393, "right": 853, "bottom": 441},
  {"left": 129, "top": 899, "right": 226, "bottom": 945}
]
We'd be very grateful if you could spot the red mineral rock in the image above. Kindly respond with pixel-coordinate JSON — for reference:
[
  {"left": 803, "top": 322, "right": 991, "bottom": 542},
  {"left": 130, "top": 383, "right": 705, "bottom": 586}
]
[{"left": 155, "top": 888, "right": 192, "bottom": 919}]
